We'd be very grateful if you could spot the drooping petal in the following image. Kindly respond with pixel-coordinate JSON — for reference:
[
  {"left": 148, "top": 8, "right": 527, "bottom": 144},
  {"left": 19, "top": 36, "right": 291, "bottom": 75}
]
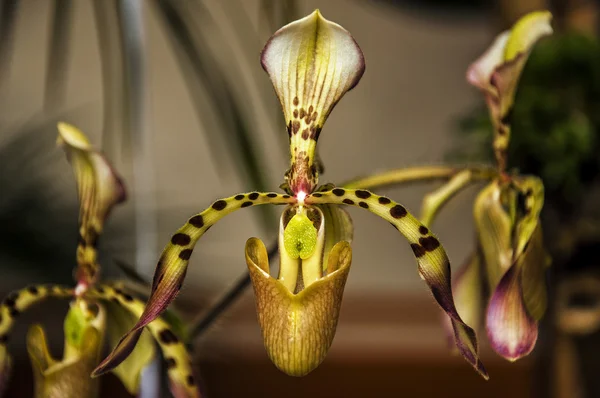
[
  {"left": 88, "top": 285, "right": 200, "bottom": 398},
  {"left": 262, "top": 9, "right": 365, "bottom": 193},
  {"left": 93, "top": 192, "right": 295, "bottom": 374},
  {"left": 519, "top": 225, "right": 549, "bottom": 322},
  {"left": 27, "top": 301, "right": 105, "bottom": 398},
  {"left": 442, "top": 251, "right": 484, "bottom": 350},
  {"left": 57, "top": 123, "right": 126, "bottom": 285},
  {"left": 103, "top": 299, "right": 156, "bottom": 395},
  {"left": 466, "top": 11, "right": 552, "bottom": 169},
  {"left": 0, "top": 284, "right": 74, "bottom": 395},
  {"left": 486, "top": 261, "right": 537, "bottom": 362},
  {"left": 474, "top": 181, "right": 513, "bottom": 290},
  {"left": 246, "top": 237, "right": 352, "bottom": 376},
  {"left": 306, "top": 189, "right": 488, "bottom": 379}
]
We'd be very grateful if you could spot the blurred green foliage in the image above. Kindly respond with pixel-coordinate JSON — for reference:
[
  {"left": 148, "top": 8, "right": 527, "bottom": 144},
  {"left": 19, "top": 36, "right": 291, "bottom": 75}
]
[{"left": 454, "top": 33, "right": 600, "bottom": 210}]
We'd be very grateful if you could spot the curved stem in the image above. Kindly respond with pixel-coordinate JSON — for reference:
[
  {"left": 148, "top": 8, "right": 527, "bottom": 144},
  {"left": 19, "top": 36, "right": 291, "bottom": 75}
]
[{"left": 342, "top": 165, "right": 496, "bottom": 190}]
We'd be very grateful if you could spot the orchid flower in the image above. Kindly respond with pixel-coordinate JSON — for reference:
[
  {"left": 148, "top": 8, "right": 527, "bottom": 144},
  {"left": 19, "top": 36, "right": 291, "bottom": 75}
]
[
  {"left": 399, "top": 11, "right": 552, "bottom": 362},
  {"left": 94, "top": 9, "right": 487, "bottom": 380},
  {"left": 0, "top": 123, "right": 199, "bottom": 397}
]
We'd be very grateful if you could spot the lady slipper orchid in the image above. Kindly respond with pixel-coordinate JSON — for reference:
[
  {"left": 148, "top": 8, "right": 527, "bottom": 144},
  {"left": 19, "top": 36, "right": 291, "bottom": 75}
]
[
  {"left": 403, "top": 11, "right": 553, "bottom": 362},
  {"left": 94, "top": 9, "right": 487, "bottom": 380},
  {"left": 0, "top": 123, "right": 199, "bottom": 397}
]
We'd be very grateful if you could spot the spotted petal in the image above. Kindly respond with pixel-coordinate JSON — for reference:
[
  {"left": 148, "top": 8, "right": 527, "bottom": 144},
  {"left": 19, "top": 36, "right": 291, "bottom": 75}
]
[
  {"left": 57, "top": 123, "right": 126, "bottom": 285},
  {"left": 89, "top": 285, "right": 200, "bottom": 397},
  {"left": 262, "top": 9, "right": 365, "bottom": 193},
  {"left": 306, "top": 189, "right": 487, "bottom": 379}
]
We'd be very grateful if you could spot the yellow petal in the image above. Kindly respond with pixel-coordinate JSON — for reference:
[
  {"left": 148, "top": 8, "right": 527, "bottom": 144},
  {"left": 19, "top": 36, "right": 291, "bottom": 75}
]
[
  {"left": 261, "top": 10, "right": 365, "bottom": 193},
  {"left": 57, "top": 123, "right": 126, "bottom": 285},
  {"left": 246, "top": 238, "right": 352, "bottom": 376}
]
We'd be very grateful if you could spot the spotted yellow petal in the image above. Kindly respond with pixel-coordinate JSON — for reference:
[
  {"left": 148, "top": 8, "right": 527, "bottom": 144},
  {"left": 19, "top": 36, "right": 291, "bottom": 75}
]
[
  {"left": 57, "top": 123, "right": 126, "bottom": 285},
  {"left": 306, "top": 189, "right": 487, "bottom": 379},
  {"left": 262, "top": 9, "right": 365, "bottom": 193},
  {"left": 88, "top": 285, "right": 200, "bottom": 397}
]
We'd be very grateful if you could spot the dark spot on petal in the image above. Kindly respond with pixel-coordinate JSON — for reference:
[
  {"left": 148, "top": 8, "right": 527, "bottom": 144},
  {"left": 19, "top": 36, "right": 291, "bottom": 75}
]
[
  {"left": 287, "top": 121, "right": 292, "bottom": 137},
  {"left": 9, "top": 308, "right": 19, "bottom": 318},
  {"left": 411, "top": 243, "right": 426, "bottom": 258},
  {"left": 234, "top": 194, "right": 245, "bottom": 200},
  {"left": 165, "top": 357, "right": 177, "bottom": 369},
  {"left": 332, "top": 188, "right": 345, "bottom": 196},
  {"left": 390, "top": 205, "right": 407, "bottom": 219},
  {"left": 95, "top": 286, "right": 105, "bottom": 294},
  {"left": 283, "top": 195, "right": 291, "bottom": 199},
  {"left": 500, "top": 106, "right": 513, "bottom": 126},
  {"left": 419, "top": 236, "right": 440, "bottom": 252},
  {"left": 267, "top": 193, "right": 278, "bottom": 198},
  {"left": 299, "top": 108, "right": 306, "bottom": 119},
  {"left": 27, "top": 286, "right": 39, "bottom": 295},
  {"left": 88, "top": 227, "right": 100, "bottom": 247},
  {"left": 312, "top": 193, "right": 322, "bottom": 198},
  {"left": 343, "top": 198, "right": 354, "bottom": 205},
  {"left": 292, "top": 121, "right": 300, "bottom": 135},
  {"left": 241, "top": 201, "right": 253, "bottom": 208},
  {"left": 359, "top": 201, "right": 369, "bottom": 209},
  {"left": 293, "top": 97, "right": 299, "bottom": 106},
  {"left": 355, "top": 190, "right": 371, "bottom": 199},
  {"left": 121, "top": 293, "right": 134, "bottom": 302},
  {"left": 179, "top": 249, "right": 193, "bottom": 260},
  {"left": 419, "top": 226, "right": 429, "bottom": 235},
  {"left": 186, "top": 375, "right": 195, "bottom": 386},
  {"left": 212, "top": 200, "right": 227, "bottom": 211},
  {"left": 378, "top": 196, "right": 391, "bottom": 205},
  {"left": 189, "top": 215, "right": 204, "bottom": 228},
  {"left": 111, "top": 297, "right": 120, "bottom": 304},
  {"left": 293, "top": 109, "right": 298, "bottom": 119},
  {"left": 171, "top": 233, "right": 191, "bottom": 246},
  {"left": 248, "top": 192, "right": 259, "bottom": 200},
  {"left": 159, "top": 329, "right": 179, "bottom": 344}
]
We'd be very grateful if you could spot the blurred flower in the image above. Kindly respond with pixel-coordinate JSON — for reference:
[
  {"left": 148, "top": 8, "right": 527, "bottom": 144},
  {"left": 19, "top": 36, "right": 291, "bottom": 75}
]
[
  {"left": 430, "top": 11, "right": 553, "bottom": 362},
  {"left": 467, "top": 11, "right": 553, "bottom": 172},
  {"left": 0, "top": 124, "right": 199, "bottom": 397},
  {"left": 95, "top": 9, "right": 487, "bottom": 380}
]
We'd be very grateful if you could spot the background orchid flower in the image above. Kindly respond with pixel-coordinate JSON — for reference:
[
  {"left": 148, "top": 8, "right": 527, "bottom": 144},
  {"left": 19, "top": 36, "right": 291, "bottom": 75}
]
[
  {"left": 412, "top": 11, "right": 552, "bottom": 362},
  {"left": 94, "top": 9, "right": 487, "bottom": 381},
  {"left": 0, "top": 123, "right": 199, "bottom": 397}
]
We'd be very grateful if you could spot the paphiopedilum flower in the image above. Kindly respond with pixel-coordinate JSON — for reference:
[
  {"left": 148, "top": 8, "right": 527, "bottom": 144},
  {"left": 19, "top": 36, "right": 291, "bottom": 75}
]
[
  {"left": 413, "top": 11, "right": 553, "bottom": 362},
  {"left": 0, "top": 124, "right": 199, "bottom": 397},
  {"left": 94, "top": 9, "right": 487, "bottom": 380}
]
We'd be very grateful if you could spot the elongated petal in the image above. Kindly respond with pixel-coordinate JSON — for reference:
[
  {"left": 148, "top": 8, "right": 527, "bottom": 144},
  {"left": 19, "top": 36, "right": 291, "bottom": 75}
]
[
  {"left": 57, "top": 123, "right": 126, "bottom": 285},
  {"left": 246, "top": 238, "right": 352, "bottom": 376},
  {"left": 88, "top": 285, "right": 200, "bottom": 397},
  {"left": 0, "top": 284, "right": 74, "bottom": 395},
  {"left": 28, "top": 301, "right": 105, "bottom": 398},
  {"left": 262, "top": 10, "right": 365, "bottom": 193},
  {"left": 306, "top": 189, "right": 488, "bottom": 379},
  {"left": 93, "top": 192, "right": 295, "bottom": 374},
  {"left": 486, "top": 262, "right": 537, "bottom": 362},
  {"left": 474, "top": 181, "right": 513, "bottom": 290},
  {"left": 519, "top": 225, "right": 548, "bottom": 322},
  {"left": 103, "top": 298, "right": 156, "bottom": 394},
  {"left": 443, "top": 251, "right": 484, "bottom": 349}
]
